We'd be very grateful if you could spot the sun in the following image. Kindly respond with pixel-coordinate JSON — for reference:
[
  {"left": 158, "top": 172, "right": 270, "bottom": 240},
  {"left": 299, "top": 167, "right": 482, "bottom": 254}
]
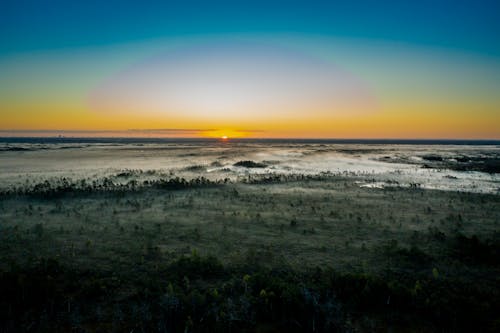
[{"left": 221, "top": 135, "right": 228, "bottom": 140}]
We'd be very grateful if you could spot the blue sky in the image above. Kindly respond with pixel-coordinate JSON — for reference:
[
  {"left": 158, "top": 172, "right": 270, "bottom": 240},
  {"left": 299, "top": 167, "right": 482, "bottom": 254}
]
[{"left": 2, "top": 0, "right": 499, "bottom": 56}]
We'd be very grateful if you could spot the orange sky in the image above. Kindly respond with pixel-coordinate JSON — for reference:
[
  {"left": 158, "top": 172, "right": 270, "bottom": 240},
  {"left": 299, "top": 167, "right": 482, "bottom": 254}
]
[{"left": 1, "top": 37, "right": 499, "bottom": 139}]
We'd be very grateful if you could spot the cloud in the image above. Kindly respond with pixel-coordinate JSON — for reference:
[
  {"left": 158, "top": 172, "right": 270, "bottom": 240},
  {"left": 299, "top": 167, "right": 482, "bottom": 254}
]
[{"left": 0, "top": 128, "right": 264, "bottom": 137}]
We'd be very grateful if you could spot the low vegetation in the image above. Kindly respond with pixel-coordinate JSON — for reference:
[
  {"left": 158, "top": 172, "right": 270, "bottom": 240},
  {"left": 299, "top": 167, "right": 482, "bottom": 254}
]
[
  {"left": 233, "top": 160, "right": 268, "bottom": 168},
  {"left": 0, "top": 174, "right": 498, "bottom": 332}
]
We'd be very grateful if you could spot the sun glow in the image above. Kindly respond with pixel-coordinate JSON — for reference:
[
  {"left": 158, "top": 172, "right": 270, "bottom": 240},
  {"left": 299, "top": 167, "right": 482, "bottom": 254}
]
[
  {"left": 1, "top": 37, "right": 499, "bottom": 139},
  {"left": 202, "top": 129, "right": 251, "bottom": 139}
]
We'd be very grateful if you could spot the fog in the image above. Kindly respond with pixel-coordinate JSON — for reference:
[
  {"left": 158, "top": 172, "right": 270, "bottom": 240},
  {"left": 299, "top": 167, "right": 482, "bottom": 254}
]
[{"left": 1, "top": 141, "right": 498, "bottom": 193}]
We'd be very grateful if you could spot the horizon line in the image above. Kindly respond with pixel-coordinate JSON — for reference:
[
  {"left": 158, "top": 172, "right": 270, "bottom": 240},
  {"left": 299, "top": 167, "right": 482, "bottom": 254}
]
[
  {"left": 0, "top": 129, "right": 498, "bottom": 141},
  {"left": 0, "top": 136, "right": 499, "bottom": 142}
]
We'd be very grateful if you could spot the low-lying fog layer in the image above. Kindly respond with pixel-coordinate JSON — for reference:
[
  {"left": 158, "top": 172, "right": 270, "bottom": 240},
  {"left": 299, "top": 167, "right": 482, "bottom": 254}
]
[{"left": 0, "top": 140, "right": 499, "bottom": 193}]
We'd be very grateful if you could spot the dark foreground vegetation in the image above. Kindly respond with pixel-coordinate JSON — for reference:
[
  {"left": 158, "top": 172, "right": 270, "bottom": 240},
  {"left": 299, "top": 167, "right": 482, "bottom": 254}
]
[
  {"left": 1, "top": 249, "right": 499, "bottom": 333},
  {"left": 0, "top": 175, "right": 499, "bottom": 332}
]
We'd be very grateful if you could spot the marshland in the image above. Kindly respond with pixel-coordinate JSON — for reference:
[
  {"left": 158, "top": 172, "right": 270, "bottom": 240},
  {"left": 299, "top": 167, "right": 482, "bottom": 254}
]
[{"left": 0, "top": 138, "right": 499, "bottom": 332}]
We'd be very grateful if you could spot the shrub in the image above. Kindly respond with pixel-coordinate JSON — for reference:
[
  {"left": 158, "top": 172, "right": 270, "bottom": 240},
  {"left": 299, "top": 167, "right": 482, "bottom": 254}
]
[{"left": 233, "top": 160, "right": 267, "bottom": 168}]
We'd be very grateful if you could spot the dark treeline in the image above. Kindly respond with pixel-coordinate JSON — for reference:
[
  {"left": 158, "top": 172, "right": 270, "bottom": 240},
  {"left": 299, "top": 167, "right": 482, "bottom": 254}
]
[
  {"left": 1, "top": 251, "right": 498, "bottom": 333},
  {"left": 0, "top": 176, "right": 230, "bottom": 199},
  {"left": 0, "top": 171, "right": 353, "bottom": 198}
]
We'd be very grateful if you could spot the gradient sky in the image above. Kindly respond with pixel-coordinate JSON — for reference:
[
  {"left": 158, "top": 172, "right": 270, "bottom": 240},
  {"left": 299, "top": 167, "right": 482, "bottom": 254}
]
[{"left": 1, "top": 0, "right": 499, "bottom": 138}]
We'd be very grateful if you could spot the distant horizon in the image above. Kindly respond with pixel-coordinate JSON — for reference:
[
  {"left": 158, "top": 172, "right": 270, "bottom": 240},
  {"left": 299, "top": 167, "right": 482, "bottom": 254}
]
[
  {"left": 1, "top": 134, "right": 499, "bottom": 144},
  {"left": 0, "top": 129, "right": 499, "bottom": 141}
]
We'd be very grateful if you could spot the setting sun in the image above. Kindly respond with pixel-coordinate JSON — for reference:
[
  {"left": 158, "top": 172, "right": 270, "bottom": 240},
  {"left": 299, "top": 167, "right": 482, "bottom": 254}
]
[{"left": 221, "top": 135, "right": 228, "bottom": 140}]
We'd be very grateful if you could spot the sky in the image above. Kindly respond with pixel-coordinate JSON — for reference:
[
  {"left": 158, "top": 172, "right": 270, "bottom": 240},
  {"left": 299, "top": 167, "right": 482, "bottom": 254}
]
[{"left": 1, "top": 0, "right": 499, "bottom": 139}]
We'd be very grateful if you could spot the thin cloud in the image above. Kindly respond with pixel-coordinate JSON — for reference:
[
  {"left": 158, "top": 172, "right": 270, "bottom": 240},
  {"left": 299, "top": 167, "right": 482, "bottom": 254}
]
[
  {"left": 0, "top": 129, "right": 265, "bottom": 137},
  {"left": 127, "top": 128, "right": 217, "bottom": 134}
]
